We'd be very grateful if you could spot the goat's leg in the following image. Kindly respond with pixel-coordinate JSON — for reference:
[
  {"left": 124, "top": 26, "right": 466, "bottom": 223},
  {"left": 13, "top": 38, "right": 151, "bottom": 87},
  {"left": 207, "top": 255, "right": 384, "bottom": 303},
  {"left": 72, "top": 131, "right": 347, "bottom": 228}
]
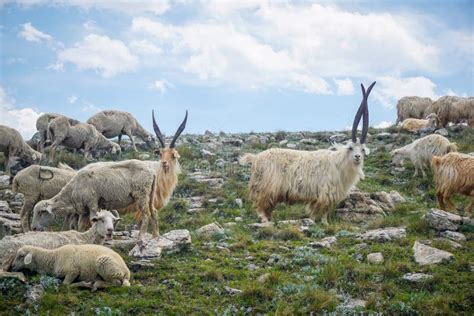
[
  {"left": 465, "top": 197, "right": 473, "bottom": 217},
  {"left": 254, "top": 198, "right": 273, "bottom": 223},
  {"left": 436, "top": 191, "right": 446, "bottom": 210},
  {"left": 149, "top": 207, "right": 159, "bottom": 237},
  {"left": 125, "top": 130, "right": 137, "bottom": 151},
  {"left": 117, "top": 134, "right": 122, "bottom": 146},
  {"left": 63, "top": 271, "right": 79, "bottom": 285},
  {"left": 443, "top": 194, "right": 458, "bottom": 213},
  {"left": 70, "top": 281, "right": 93, "bottom": 289}
]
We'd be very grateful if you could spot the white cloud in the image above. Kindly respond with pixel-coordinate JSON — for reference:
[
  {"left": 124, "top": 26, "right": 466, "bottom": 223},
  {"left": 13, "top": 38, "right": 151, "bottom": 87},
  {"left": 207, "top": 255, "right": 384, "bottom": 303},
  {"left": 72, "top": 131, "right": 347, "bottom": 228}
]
[
  {"left": 374, "top": 121, "right": 393, "bottom": 129},
  {"left": 334, "top": 78, "right": 354, "bottom": 95},
  {"left": 373, "top": 76, "right": 438, "bottom": 108},
  {"left": 10, "top": 0, "right": 170, "bottom": 15},
  {"left": 68, "top": 95, "right": 77, "bottom": 104},
  {"left": 46, "top": 61, "right": 64, "bottom": 71},
  {"left": 57, "top": 34, "right": 138, "bottom": 77},
  {"left": 129, "top": 39, "right": 163, "bottom": 55},
  {"left": 151, "top": 79, "right": 173, "bottom": 95},
  {"left": 18, "top": 22, "right": 53, "bottom": 43},
  {"left": 0, "top": 86, "right": 41, "bottom": 138}
]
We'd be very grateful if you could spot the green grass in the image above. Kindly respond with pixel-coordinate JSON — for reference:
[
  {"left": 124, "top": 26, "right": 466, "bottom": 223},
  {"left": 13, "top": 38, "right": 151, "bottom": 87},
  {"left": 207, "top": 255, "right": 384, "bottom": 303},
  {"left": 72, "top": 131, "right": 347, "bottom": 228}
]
[{"left": 3, "top": 126, "right": 474, "bottom": 314}]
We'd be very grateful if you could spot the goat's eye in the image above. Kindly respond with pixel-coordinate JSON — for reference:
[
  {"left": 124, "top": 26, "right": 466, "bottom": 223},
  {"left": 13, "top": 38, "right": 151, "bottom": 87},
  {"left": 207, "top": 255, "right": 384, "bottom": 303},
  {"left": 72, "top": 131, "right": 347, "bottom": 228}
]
[{"left": 348, "top": 147, "right": 353, "bottom": 151}]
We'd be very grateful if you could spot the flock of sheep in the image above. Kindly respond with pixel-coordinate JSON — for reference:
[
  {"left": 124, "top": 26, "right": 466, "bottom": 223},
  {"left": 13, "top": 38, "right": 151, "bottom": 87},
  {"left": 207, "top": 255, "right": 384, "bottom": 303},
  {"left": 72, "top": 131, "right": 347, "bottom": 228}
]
[{"left": 0, "top": 83, "right": 472, "bottom": 291}]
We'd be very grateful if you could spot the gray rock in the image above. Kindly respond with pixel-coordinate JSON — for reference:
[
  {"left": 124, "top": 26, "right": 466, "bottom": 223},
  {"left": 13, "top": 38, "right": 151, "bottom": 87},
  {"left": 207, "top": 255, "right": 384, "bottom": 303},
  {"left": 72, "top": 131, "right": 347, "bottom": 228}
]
[
  {"left": 137, "top": 153, "right": 150, "bottom": 160},
  {"left": 129, "top": 259, "right": 155, "bottom": 271},
  {"left": 300, "top": 138, "right": 317, "bottom": 145},
  {"left": 201, "top": 149, "right": 215, "bottom": 157},
  {"left": 196, "top": 222, "right": 224, "bottom": 237},
  {"left": 286, "top": 143, "right": 297, "bottom": 148},
  {"left": 246, "top": 135, "right": 261, "bottom": 145},
  {"left": 367, "top": 252, "right": 384, "bottom": 264},
  {"left": 279, "top": 218, "right": 315, "bottom": 227},
  {"left": 310, "top": 236, "right": 337, "bottom": 248},
  {"left": 224, "top": 286, "right": 243, "bottom": 296},
  {"left": 376, "top": 132, "right": 394, "bottom": 140},
  {"left": 257, "top": 273, "right": 271, "bottom": 283},
  {"left": 435, "top": 128, "right": 449, "bottom": 136},
  {"left": 402, "top": 273, "right": 433, "bottom": 282},
  {"left": 423, "top": 208, "right": 462, "bottom": 231},
  {"left": 342, "top": 298, "right": 366, "bottom": 309},
  {"left": 0, "top": 201, "right": 10, "bottom": 212},
  {"left": 234, "top": 216, "right": 243, "bottom": 222},
  {"left": 279, "top": 139, "right": 289, "bottom": 146},
  {"left": 25, "top": 284, "right": 44, "bottom": 304},
  {"left": 390, "top": 191, "right": 406, "bottom": 204},
  {"left": 0, "top": 175, "right": 9, "bottom": 190},
  {"left": 413, "top": 241, "right": 453, "bottom": 266},
  {"left": 440, "top": 230, "right": 466, "bottom": 242},
  {"left": 356, "top": 227, "right": 406, "bottom": 242},
  {"left": 247, "top": 263, "right": 259, "bottom": 270},
  {"left": 329, "top": 133, "right": 347, "bottom": 143},
  {"left": 129, "top": 229, "right": 191, "bottom": 258},
  {"left": 249, "top": 222, "right": 273, "bottom": 228}
]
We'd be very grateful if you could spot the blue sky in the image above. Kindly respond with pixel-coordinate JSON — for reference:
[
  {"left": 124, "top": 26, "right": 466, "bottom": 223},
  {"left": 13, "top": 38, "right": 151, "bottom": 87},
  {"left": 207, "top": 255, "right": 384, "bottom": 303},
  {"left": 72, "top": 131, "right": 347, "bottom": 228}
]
[{"left": 0, "top": 0, "right": 473, "bottom": 138}]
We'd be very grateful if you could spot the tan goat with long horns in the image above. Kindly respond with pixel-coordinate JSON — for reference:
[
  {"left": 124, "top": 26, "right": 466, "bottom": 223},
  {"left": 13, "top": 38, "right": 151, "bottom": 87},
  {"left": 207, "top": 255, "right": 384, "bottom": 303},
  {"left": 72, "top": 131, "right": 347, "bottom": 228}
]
[{"left": 240, "top": 82, "right": 376, "bottom": 225}]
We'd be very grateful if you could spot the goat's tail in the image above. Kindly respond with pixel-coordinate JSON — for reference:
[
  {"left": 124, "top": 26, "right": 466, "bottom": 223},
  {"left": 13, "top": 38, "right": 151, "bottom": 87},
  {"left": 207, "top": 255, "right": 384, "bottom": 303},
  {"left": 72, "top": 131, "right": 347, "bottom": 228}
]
[
  {"left": 447, "top": 142, "right": 458, "bottom": 153},
  {"left": 239, "top": 153, "right": 257, "bottom": 165}
]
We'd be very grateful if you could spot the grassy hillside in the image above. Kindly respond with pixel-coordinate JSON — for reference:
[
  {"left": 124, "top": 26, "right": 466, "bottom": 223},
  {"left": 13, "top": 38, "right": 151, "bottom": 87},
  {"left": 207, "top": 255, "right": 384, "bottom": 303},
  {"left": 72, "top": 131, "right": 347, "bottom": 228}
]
[{"left": 1, "top": 126, "right": 473, "bottom": 315}]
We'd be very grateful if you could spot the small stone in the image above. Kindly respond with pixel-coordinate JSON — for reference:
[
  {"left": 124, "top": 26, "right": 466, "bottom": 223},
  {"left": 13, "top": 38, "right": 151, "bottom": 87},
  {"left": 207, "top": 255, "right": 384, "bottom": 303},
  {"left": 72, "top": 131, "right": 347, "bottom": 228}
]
[
  {"left": 367, "top": 252, "right": 384, "bottom": 264},
  {"left": 402, "top": 273, "right": 433, "bottom": 282},
  {"left": 389, "top": 191, "right": 406, "bottom": 204},
  {"left": 279, "top": 140, "right": 288, "bottom": 146},
  {"left": 0, "top": 175, "right": 10, "bottom": 190},
  {"left": 309, "top": 236, "right": 337, "bottom": 248},
  {"left": 300, "top": 138, "right": 317, "bottom": 145},
  {"left": 196, "top": 222, "right": 225, "bottom": 236},
  {"left": 249, "top": 222, "right": 273, "bottom": 228},
  {"left": 129, "top": 229, "right": 191, "bottom": 258},
  {"left": 376, "top": 132, "right": 393, "bottom": 140},
  {"left": 413, "top": 241, "right": 453, "bottom": 266},
  {"left": 25, "top": 284, "right": 44, "bottom": 304},
  {"left": 257, "top": 273, "right": 271, "bottom": 283},
  {"left": 234, "top": 217, "right": 243, "bottom": 222},
  {"left": 223, "top": 222, "right": 236, "bottom": 227},
  {"left": 0, "top": 201, "right": 10, "bottom": 212},
  {"left": 286, "top": 143, "right": 297, "bottom": 148},
  {"left": 201, "top": 149, "right": 215, "bottom": 157},
  {"left": 440, "top": 230, "right": 466, "bottom": 242},
  {"left": 224, "top": 286, "right": 243, "bottom": 296},
  {"left": 329, "top": 133, "right": 347, "bottom": 143},
  {"left": 343, "top": 298, "right": 367, "bottom": 309},
  {"left": 247, "top": 263, "right": 259, "bottom": 270},
  {"left": 129, "top": 259, "right": 155, "bottom": 271},
  {"left": 137, "top": 153, "right": 150, "bottom": 160},
  {"left": 235, "top": 198, "right": 243, "bottom": 208}
]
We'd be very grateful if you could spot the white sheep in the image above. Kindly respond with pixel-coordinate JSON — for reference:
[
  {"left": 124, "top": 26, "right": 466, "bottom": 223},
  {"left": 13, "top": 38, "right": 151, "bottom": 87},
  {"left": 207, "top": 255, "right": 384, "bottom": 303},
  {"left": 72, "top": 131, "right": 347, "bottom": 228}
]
[
  {"left": 11, "top": 243, "right": 130, "bottom": 291},
  {"left": 1, "top": 210, "right": 120, "bottom": 270},
  {"left": 400, "top": 113, "right": 440, "bottom": 132},
  {"left": 36, "top": 113, "right": 80, "bottom": 154},
  {"left": 87, "top": 110, "right": 156, "bottom": 151},
  {"left": 240, "top": 82, "right": 375, "bottom": 225},
  {"left": 391, "top": 134, "right": 457, "bottom": 178},
  {"left": 12, "top": 163, "right": 76, "bottom": 231},
  {"left": 0, "top": 125, "right": 41, "bottom": 174},
  {"left": 47, "top": 116, "right": 121, "bottom": 161}
]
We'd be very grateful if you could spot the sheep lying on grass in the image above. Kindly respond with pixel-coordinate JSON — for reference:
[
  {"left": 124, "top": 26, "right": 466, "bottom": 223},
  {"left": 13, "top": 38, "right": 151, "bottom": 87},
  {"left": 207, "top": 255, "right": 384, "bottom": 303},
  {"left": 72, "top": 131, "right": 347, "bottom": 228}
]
[
  {"left": 12, "top": 163, "right": 76, "bottom": 232},
  {"left": 11, "top": 244, "right": 130, "bottom": 291},
  {"left": 240, "top": 82, "right": 375, "bottom": 225},
  {"left": 391, "top": 134, "right": 457, "bottom": 178},
  {"left": 1, "top": 210, "right": 120, "bottom": 270},
  {"left": 400, "top": 113, "right": 439, "bottom": 132},
  {"left": 432, "top": 152, "right": 474, "bottom": 216}
]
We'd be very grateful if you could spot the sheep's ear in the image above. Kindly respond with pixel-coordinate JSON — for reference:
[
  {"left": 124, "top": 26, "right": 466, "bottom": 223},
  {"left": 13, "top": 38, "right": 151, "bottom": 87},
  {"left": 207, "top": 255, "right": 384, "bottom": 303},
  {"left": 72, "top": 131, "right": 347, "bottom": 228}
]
[
  {"left": 24, "top": 253, "right": 32, "bottom": 265},
  {"left": 91, "top": 216, "right": 99, "bottom": 223}
]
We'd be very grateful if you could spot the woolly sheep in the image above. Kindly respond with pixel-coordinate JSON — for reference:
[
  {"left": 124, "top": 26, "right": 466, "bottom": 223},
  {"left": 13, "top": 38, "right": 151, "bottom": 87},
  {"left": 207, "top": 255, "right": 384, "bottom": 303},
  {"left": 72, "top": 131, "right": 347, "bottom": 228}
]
[
  {"left": 11, "top": 243, "right": 130, "bottom": 291},
  {"left": 0, "top": 125, "right": 41, "bottom": 175},
  {"left": 12, "top": 163, "right": 76, "bottom": 232},
  {"left": 395, "top": 96, "right": 433, "bottom": 124},
  {"left": 432, "top": 152, "right": 474, "bottom": 216},
  {"left": 87, "top": 110, "right": 155, "bottom": 151},
  {"left": 1, "top": 210, "right": 120, "bottom": 270},
  {"left": 400, "top": 113, "right": 440, "bottom": 132},
  {"left": 47, "top": 116, "right": 121, "bottom": 161},
  {"left": 240, "top": 82, "right": 375, "bottom": 225},
  {"left": 391, "top": 134, "right": 457, "bottom": 178},
  {"left": 428, "top": 95, "right": 473, "bottom": 127},
  {"left": 36, "top": 113, "right": 80, "bottom": 154}
]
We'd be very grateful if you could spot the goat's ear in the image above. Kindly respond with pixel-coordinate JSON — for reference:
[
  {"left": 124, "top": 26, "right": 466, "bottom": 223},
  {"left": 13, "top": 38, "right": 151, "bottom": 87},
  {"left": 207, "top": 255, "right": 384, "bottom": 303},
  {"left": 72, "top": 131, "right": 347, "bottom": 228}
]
[
  {"left": 24, "top": 253, "right": 32, "bottom": 265},
  {"left": 91, "top": 216, "right": 99, "bottom": 223}
]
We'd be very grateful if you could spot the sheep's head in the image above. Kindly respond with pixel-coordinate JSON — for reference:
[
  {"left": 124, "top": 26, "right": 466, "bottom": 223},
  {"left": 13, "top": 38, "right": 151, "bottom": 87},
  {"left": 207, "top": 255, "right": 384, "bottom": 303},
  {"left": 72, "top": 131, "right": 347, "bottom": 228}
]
[
  {"left": 31, "top": 200, "right": 55, "bottom": 231},
  {"left": 110, "top": 142, "right": 121, "bottom": 155},
  {"left": 426, "top": 113, "right": 440, "bottom": 128},
  {"left": 92, "top": 210, "right": 121, "bottom": 240},
  {"left": 152, "top": 110, "right": 188, "bottom": 173},
  {"left": 348, "top": 81, "right": 376, "bottom": 165},
  {"left": 11, "top": 246, "right": 34, "bottom": 271},
  {"left": 390, "top": 149, "right": 404, "bottom": 167}
]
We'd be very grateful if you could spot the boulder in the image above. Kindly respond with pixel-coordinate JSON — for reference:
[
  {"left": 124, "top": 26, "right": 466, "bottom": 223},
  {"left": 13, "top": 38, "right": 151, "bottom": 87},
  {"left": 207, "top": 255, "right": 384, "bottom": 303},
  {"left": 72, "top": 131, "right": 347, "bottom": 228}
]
[
  {"left": 413, "top": 241, "right": 453, "bottom": 266},
  {"left": 0, "top": 175, "right": 10, "bottom": 190},
  {"left": 196, "top": 222, "right": 224, "bottom": 237},
  {"left": 129, "top": 229, "right": 191, "bottom": 259},
  {"left": 367, "top": 252, "right": 384, "bottom": 264},
  {"left": 309, "top": 236, "right": 337, "bottom": 248},
  {"left": 423, "top": 208, "right": 462, "bottom": 231},
  {"left": 440, "top": 230, "right": 466, "bottom": 242},
  {"left": 0, "top": 201, "right": 10, "bottom": 212},
  {"left": 329, "top": 133, "right": 347, "bottom": 143},
  {"left": 356, "top": 227, "right": 406, "bottom": 242}
]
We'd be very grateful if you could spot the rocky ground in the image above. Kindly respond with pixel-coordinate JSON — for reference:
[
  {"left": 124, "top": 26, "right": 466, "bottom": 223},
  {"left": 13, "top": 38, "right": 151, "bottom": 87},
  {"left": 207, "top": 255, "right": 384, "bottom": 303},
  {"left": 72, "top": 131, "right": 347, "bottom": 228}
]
[{"left": 0, "top": 125, "right": 473, "bottom": 314}]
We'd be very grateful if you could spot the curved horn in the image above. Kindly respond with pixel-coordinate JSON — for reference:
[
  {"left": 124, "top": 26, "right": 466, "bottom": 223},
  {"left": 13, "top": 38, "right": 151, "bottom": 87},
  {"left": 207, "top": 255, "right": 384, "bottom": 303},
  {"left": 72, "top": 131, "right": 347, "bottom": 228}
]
[
  {"left": 169, "top": 110, "right": 188, "bottom": 148},
  {"left": 351, "top": 85, "right": 366, "bottom": 143},
  {"left": 152, "top": 110, "right": 166, "bottom": 148},
  {"left": 360, "top": 81, "right": 376, "bottom": 144},
  {"left": 110, "top": 209, "right": 121, "bottom": 220}
]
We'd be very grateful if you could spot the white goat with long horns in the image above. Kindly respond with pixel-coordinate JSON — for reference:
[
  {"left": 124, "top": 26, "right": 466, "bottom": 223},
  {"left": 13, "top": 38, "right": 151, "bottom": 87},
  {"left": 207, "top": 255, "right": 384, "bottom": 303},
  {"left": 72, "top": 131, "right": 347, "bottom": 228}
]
[{"left": 240, "top": 82, "right": 376, "bottom": 225}]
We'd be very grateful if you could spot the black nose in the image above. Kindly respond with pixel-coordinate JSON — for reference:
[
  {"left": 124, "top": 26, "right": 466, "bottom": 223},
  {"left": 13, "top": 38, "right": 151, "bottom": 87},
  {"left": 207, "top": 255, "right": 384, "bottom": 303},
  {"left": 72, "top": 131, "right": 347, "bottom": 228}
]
[
  {"left": 355, "top": 154, "right": 361, "bottom": 159},
  {"left": 107, "top": 228, "right": 113, "bottom": 232},
  {"left": 32, "top": 226, "right": 37, "bottom": 231}
]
